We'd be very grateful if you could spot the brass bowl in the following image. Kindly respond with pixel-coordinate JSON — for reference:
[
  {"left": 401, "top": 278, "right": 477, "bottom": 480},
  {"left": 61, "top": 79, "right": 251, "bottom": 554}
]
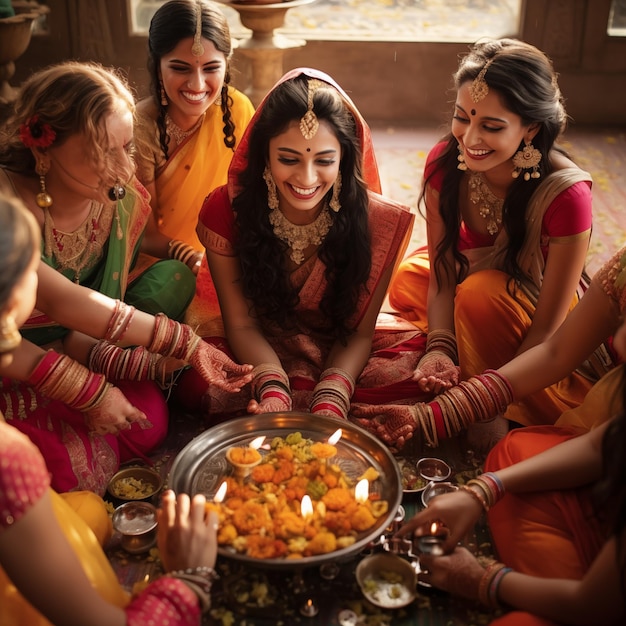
[
  {"left": 112, "top": 501, "right": 158, "bottom": 554},
  {"left": 107, "top": 466, "right": 163, "bottom": 502}
]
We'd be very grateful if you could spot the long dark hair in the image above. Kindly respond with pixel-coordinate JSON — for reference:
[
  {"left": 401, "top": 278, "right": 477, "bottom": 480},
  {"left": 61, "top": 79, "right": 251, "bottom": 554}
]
[
  {"left": 233, "top": 74, "right": 371, "bottom": 343},
  {"left": 147, "top": 0, "right": 235, "bottom": 160},
  {"left": 425, "top": 38, "right": 570, "bottom": 290}
]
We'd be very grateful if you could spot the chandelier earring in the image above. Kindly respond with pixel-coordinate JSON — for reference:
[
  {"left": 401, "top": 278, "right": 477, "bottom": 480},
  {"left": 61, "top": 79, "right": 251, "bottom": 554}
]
[
  {"left": 160, "top": 82, "right": 168, "bottom": 107},
  {"left": 329, "top": 170, "right": 342, "bottom": 212},
  {"left": 512, "top": 140, "right": 542, "bottom": 181},
  {"left": 35, "top": 160, "right": 53, "bottom": 209},
  {"left": 0, "top": 314, "right": 21, "bottom": 354},
  {"left": 263, "top": 166, "right": 279, "bottom": 211},
  {"left": 457, "top": 144, "right": 468, "bottom": 171}
]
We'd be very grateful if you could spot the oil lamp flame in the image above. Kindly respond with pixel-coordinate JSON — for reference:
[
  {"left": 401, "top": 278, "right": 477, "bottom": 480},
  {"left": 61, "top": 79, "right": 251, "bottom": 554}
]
[
  {"left": 214, "top": 481, "right": 227, "bottom": 503},
  {"left": 301, "top": 494, "right": 313, "bottom": 520},
  {"left": 328, "top": 428, "right": 342, "bottom": 445},
  {"left": 355, "top": 478, "right": 369, "bottom": 503},
  {"left": 430, "top": 521, "right": 439, "bottom": 535},
  {"left": 249, "top": 435, "right": 266, "bottom": 450}
]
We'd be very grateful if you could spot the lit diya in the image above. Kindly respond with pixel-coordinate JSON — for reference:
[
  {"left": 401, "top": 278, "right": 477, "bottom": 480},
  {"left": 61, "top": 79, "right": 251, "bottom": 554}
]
[{"left": 210, "top": 430, "right": 388, "bottom": 560}]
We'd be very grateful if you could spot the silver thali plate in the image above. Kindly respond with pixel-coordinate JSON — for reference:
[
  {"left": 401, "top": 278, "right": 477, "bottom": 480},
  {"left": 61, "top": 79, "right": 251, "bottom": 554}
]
[{"left": 168, "top": 411, "right": 402, "bottom": 569}]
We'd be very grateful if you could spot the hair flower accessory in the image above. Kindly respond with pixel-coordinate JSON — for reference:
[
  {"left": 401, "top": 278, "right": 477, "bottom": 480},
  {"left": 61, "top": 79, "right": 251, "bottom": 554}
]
[{"left": 19, "top": 115, "right": 56, "bottom": 149}]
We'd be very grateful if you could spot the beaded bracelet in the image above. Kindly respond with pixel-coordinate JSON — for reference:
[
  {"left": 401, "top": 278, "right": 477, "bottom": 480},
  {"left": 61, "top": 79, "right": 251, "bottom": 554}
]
[
  {"left": 168, "top": 566, "right": 218, "bottom": 614},
  {"left": 460, "top": 484, "right": 489, "bottom": 512}
]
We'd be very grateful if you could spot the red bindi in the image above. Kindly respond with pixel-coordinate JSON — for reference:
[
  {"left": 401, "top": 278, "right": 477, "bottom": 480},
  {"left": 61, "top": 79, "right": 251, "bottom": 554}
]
[{"left": 471, "top": 109, "right": 476, "bottom": 116}]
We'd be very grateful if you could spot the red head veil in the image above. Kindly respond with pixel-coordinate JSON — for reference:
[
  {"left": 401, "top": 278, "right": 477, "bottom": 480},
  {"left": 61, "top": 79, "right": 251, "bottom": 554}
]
[{"left": 227, "top": 68, "right": 382, "bottom": 200}]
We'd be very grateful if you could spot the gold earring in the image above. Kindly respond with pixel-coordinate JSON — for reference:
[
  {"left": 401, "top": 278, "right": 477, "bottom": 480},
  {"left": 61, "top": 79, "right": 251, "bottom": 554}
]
[
  {"left": 160, "top": 82, "right": 168, "bottom": 106},
  {"left": 0, "top": 315, "right": 21, "bottom": 354},
  {"left": 457, "top": 144, "right": 467, "bottom": 171},
  {"left": 512, "top": 140, "right": 542, "bottom": 181},
  {"left": 263, "top": 166, "right": 279, "bottom": 211},
  {"left": 329, "top": 170, "right": 342, "bottom": 212},
  {"left": 35, "top": 160, "right": 53, "bottom": 208}
]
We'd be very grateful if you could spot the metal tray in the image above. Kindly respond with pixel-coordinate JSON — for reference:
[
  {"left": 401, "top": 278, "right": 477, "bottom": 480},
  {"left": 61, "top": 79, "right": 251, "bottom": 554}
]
[{"left": 168, "top": 412, "right": 402, "bottom": 569}]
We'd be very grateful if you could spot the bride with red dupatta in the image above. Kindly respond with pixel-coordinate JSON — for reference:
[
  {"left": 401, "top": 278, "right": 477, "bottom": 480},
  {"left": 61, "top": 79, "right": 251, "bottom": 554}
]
[{"left": 179, "top": 68, "right": 430, "bottom": 422}]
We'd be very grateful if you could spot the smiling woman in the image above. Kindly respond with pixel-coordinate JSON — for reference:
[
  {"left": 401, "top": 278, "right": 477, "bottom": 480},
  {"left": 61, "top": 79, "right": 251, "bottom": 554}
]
[
  {"left": 176, "top": 67, "right": 431, "bottom": 431},
  {"left": 134, "top": 0, "right": 254, "bottom": 263}
]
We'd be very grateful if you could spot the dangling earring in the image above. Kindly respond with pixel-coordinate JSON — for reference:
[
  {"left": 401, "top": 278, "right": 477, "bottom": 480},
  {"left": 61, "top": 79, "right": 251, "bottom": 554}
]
[
  {"left": 457, "top": 144, "right": 467, "bottom": 171},
  {"left": 512, "top": 140, "right": 542, "bottom": 181},
  {"left": 160, "top": 82, "right": 168, "bottom": 107},
  {"left": 108, "top": 181, "right": 126, "bottom": 202},
  {"left": 329, "top": 170, "right": 342, "bottom": 212},
  {"left": 0, "top": 315, "right": 21, "bottom": 354},
  {"left": 263, "top": 166, "right": 279, "bottom": 211},
  {"left": 35, "top": 160, "right": 53, "bottom": 208}
]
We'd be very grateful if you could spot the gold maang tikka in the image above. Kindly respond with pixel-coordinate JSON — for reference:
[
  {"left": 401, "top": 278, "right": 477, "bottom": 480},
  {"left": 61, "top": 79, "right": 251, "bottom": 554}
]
[
  {"left": 191, "top": 1, "right": 205, "bottom": 57},
  {"left": 299, "top": 79, "right": 326, "bottom": 140},
  {"left": 469, "top": 58, "right": 494, "bottom": 103}
]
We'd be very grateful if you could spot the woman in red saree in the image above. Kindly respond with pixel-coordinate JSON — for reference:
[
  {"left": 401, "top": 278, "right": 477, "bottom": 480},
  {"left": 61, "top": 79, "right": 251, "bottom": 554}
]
[
  {"left": 0, "top": 193, "right": 219, "bottom": 626},
  {"left": 177, "top": 68, "right": 428, "bottom": 420}
]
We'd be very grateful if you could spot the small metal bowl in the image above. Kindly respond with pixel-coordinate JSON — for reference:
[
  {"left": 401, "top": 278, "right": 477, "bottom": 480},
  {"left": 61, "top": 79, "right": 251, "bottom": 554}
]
[
  {"left": 107, "top": 466, "right": 163, "bottom": 502},
  {"left": 356, "top": 553, "right": 417, "bottom": 609},
  {"left": 112, "top": 501, "right": 158, "bottom": 554},
  {"left": 416, "top": 457, "right": 451, "bottom": 483},
  {"left": 421, "top": 480, "right": 459, "bottom": 507}
]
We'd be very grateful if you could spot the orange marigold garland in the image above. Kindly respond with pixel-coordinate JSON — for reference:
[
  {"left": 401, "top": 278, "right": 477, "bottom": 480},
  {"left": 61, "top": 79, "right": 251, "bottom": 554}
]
[{"left": 19, "top": 115, "right": 56, "bottom": 149}]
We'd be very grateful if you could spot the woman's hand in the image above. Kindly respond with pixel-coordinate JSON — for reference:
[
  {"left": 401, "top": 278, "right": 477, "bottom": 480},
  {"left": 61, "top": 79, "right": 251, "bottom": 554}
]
[
  {"left": 84, "top": 385, "right": 148, "bottom": 435},
  {"left": 247, "top": 395, "right": 291, "bottom": 414},
  {"left": 188, "top": 340, "right": 253, "bottom": 393},
  {"left": 413, "top": 351, "right": 460, "bottom": 394},
  {"left": 395, "top": 488, "right": 484, "bottom": 552},
  {"left": 157, "top": 490, "right": 218, "bottom": 573},
  {"left": 350, "top": 403, "right": 417, "bottom": 450},
  {"left": 419, "top": 546, "right": 485, "bottom": 602}
]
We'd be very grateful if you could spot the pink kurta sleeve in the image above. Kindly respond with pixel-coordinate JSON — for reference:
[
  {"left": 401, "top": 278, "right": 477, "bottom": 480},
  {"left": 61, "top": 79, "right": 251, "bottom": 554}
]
[{"left": 0, "top": 421, "right": 50, "bottom": 530}]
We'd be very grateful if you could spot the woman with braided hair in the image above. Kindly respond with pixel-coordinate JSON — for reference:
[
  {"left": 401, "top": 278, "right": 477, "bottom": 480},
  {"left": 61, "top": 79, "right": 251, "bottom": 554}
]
[
  {"left": 393, "top": 317, "right": 626, "bottom": 625},
  {"left": 134, "top": 0, "right": 254, "bottom": 275}
]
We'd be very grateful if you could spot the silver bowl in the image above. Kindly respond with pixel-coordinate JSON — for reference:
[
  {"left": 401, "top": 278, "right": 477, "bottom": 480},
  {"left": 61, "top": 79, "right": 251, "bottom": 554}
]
[{"left": 168, "top": 412, "right": 402, "bottom": 569}]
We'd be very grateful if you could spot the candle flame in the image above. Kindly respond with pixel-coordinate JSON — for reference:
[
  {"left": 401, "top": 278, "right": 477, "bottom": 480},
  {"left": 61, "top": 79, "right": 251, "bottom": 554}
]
[
  {"left": 328, "top": 428, "right": 342, "bottom": 445},
  {"left": 355, "top": 478, "right": 369, "bottom": 503},
  {"left": 301, "top": 494, "right": 313, "bottom": 519},
  {"left": 214, "top": 481, "right": 228, "bottom": 503},
  {"left": 249, "top": 435, "right": 266, "bottom": 450}
]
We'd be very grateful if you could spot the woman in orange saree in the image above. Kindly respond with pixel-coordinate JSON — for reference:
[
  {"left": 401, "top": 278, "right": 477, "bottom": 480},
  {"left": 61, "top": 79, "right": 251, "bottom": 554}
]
[
  {"left": 176, "top": 68, "right": 429, "bottom": 420},
  {"left": 395, "top": 353, "right": 626, "bottom": 625},
  {"left": 386, "top": 39, "right": 598, "bottom": 431}
]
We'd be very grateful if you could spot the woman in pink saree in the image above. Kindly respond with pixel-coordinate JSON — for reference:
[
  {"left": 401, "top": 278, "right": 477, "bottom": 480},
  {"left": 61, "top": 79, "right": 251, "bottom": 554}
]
[{"left": 177, "top": 68, "right": 429, "bottom": 420}]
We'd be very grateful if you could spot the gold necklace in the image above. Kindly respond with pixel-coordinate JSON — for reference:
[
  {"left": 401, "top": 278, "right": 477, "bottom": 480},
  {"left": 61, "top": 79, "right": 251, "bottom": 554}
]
[
  {"left": 468, "top": 171, "right": 504, "bottom": 236},
  {"left": 269, "top": 204, "right": 332, "bottom": 265},
  {"left": 43, "top": 202, "right": 108, "bottom": 283},
  {"left": 165, "top": 113, "right": 203, "bottom": 147}
]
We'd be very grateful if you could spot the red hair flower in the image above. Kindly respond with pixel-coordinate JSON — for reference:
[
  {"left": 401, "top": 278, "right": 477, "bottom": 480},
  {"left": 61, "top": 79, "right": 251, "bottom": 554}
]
[{"left": 19, "top": 115, "right": 56, "bottom": 149}]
